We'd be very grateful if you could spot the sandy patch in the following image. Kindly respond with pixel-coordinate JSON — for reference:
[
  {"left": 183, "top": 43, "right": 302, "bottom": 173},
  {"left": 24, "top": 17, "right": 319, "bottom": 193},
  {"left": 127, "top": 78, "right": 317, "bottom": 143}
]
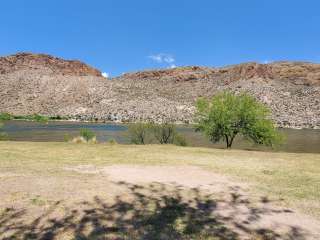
[
  {"left": 61, "top": 164, "right": 320, "bottom": 239},
  {"left": 64, "top": 164, "right": 246, "bottom": 192},
  {"left": 1, "top": 165, "right": 319, "bottom": 239},
  {"left": 102, "top": 165, "right": 242, "bottom": 190}
]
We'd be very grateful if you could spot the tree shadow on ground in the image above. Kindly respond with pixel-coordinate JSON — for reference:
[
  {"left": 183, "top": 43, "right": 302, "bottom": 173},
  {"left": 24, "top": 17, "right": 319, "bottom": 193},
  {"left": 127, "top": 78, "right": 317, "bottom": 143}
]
[{"left": 0, "top": 182, "right": 307, "bottom": 240}]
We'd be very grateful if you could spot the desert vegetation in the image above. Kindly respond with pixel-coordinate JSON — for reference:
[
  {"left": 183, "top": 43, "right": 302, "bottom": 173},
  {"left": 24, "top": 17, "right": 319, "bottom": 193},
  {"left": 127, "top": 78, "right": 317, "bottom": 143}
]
[
  {"left": 128, "top": 122, "right": 151, "bottom": 144},
  {"left": 70, "top": 128, "right": 97, "bottom": 143},
  {"left": 0, "top": 112, "right": 68, "bottom": 122},
  {"left": 0, "top": 122, "right": 8, "bottom": 140},
  {"left": 0, "top": 142, "right": 319, "bottom": 239},
  {"left": 195, "top": 91, "right": 283, "bottom": 148},
  {"left": 128, "top": 122, "right": 187, "bottom": 146},
  {"left": 2, "top": 53, "right": 320, "bottom": 128}
]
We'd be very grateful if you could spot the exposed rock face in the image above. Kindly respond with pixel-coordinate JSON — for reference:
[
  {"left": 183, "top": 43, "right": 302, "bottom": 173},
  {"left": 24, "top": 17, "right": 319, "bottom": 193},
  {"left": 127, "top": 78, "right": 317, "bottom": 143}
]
[
  {"left": 0, "top": 53, "right": 102, "bottom": 76},
  {"left": 0, "top": 53, "right": 319, "bottom": 128}
]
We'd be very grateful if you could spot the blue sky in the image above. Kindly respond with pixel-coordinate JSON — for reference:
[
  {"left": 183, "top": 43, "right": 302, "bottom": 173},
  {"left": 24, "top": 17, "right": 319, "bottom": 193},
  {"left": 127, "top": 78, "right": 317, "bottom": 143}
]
[{"left": 0, "top": 0, "right": 319, "bottom": 77}]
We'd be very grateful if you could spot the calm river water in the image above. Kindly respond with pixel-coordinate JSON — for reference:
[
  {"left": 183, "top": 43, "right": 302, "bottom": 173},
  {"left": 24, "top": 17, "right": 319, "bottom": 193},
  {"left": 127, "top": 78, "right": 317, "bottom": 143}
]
[{"left": 2, "top": 121, "right": 320, "bottom": 153}]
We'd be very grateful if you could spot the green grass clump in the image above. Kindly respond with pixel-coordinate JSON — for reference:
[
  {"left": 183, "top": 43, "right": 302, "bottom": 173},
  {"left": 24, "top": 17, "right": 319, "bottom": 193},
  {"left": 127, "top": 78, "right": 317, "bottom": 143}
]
[
  {"left": 173, "top": 133, "right": 188, "bottom": 146},
  {"left": 0, "top": 122, "right": 8, "bottom": 141},
  {"left": 80, "top": 128, "right": 96, "bottom": 142},
  {"left": 0, "top": 113, "right": 69, "bottom": 122},
  {"left": 0, "top": 113, "right": 13, "bottom": 121},
  {"left": 12, "top": 114, "right": 49, "bottom": 122}
]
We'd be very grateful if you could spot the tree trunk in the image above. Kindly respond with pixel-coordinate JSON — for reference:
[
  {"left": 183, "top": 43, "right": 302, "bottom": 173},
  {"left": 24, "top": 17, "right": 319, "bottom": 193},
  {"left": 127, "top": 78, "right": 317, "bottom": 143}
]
[{"left": 225, "top": 135, "right": 230, "bottom": 149}]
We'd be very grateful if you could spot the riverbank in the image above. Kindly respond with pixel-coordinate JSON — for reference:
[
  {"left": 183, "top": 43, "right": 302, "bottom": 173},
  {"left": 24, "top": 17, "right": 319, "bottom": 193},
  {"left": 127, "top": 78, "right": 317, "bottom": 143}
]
[
  {"left": 1, "top": 112, "right": 320, "bottom": 130},
  {"left": 2, "top": 120, "right": 320, "bottom": 153},
  {"left": 0, "top": 142, "right": 319, "bottom": 239}
]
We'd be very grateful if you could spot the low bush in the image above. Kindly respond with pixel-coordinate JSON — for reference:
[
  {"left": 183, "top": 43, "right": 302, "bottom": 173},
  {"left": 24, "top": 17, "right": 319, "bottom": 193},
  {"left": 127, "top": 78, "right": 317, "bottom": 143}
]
[
  {"left": 0, "top": 122, "right": 8, "bottom": 141},
  {"left": 0, "top": 113, "right": 13, "bottom": 121},
  {"left": 30, "top": 114, "right": 49, "bottom": 123},
  {"left": 173, "top": 133, "right": 188, "bottom": 146},
  {"left": 13, "top": 114, "right": 49, "bottom": 123},
  {"left": 80, "top": 129, "right": 96, "bottom": 142},
  {"left": 107, "top": 138, "right": 117, "bottom": 145},
  {"left": 128, "top": 122, "right": 188, "bottom": 146},
  {"left": 63, "top": 134, "right": 72, "bottom": 142},
  {"left": 151, "top": 123, "right": 176, "bottom": 144},
  {"left": 49, "top": 115, "right": 69, "bottom": 120},
  {"left": 128, "top": 123, "right": 151, "bottom": 144}
]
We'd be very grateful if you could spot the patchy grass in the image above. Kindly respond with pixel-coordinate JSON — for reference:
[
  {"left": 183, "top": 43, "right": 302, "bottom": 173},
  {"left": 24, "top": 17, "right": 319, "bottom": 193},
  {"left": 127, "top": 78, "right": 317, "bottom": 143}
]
[
  {"left": 1, "top": 141, "right": 320, "bottom": 239},
  {"left": 0, "top": 141, "right": 319, "bottom": 218}
]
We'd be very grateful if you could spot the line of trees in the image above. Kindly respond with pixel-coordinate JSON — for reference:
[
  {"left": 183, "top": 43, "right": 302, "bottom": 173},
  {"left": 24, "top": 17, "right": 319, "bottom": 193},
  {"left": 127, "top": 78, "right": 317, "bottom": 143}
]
[{"left": 128, "top": 122, "right": 187, "bottom": 146}]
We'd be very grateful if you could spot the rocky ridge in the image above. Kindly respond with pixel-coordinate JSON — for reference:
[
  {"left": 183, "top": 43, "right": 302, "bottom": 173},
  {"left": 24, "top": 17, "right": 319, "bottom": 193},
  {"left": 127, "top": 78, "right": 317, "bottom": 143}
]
[
  {"left": 0, "top": 53, "right": 319, "bottom": 128},
  {"left": 0, "top": 52, "right": 102, "bottom": 76}
]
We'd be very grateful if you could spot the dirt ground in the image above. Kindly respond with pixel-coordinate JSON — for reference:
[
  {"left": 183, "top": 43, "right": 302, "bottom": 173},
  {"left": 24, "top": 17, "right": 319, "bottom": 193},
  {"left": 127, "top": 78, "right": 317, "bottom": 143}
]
[{"left": 1, "top": 164, "right": 320, "bottom": 240}]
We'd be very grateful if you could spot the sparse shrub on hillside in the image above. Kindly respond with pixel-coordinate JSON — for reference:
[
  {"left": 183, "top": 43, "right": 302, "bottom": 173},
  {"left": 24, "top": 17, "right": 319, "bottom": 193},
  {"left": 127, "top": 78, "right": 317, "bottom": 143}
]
[
  {"left": 151, "top": 122, "right": 176, "bottom": 144},
  {"left": 195, "top": 91, "right": 283, "bottom": 148},
  {"left": 80, "top": 128, "right": 96, "bottom": 142},
  {"left": 128, "top": 123, "right": 151, "bottom": 144}
]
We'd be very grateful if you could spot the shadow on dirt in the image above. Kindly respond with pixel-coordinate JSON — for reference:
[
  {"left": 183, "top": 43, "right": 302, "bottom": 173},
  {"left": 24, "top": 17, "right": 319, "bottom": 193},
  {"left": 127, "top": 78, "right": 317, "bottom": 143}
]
[{"left": 0, "top": 182, "right": 306, "bottom": 240}]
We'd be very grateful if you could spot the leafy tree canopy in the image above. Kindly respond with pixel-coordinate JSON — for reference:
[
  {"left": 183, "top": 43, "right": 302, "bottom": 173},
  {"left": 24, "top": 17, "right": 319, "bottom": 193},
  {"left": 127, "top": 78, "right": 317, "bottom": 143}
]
[{"left": 195, "top": 91, "right": 283, "bottom": 148}]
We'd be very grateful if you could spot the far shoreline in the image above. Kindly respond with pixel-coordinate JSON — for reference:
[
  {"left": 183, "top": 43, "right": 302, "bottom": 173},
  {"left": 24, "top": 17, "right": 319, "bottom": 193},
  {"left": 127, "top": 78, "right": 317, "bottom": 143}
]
[{"left": 3, "top": 117, "right": 320, "bottom": 130}]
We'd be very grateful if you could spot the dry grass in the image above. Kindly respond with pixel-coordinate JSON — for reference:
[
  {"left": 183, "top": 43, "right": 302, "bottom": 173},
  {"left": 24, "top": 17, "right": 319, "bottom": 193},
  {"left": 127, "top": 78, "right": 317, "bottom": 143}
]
[{"left": 1, "top": 141, "right": 319, "bottom": 217}]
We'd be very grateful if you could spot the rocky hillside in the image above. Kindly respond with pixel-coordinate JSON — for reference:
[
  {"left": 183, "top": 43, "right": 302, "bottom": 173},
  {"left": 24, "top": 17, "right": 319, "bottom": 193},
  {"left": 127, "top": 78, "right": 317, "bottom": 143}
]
[
  {"left": 0, "top": 53, "right": 319, "bottom": 128},
  {"left": 0, "top": 53, "right": 102, "bottom": 76}
]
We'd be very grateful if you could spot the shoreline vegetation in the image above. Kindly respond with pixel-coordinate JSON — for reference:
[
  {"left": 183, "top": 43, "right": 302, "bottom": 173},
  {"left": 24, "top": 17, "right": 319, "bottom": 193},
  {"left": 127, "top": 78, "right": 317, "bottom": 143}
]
[
  {"left": 0, "top": 112, "right": 318, "bottom": 130},
  {"left": 0, "top": 112, "right": 68, "bottom": 122}
]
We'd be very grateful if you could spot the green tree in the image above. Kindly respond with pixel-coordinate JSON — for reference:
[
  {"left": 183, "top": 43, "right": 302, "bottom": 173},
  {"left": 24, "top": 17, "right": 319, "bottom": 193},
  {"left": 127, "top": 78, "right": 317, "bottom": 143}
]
[
  {"left": 128, "top": 123, "right": 151, "bottom": 144},
  {"left": 195, "top": 91, "right": 282, "bottom": 148}
]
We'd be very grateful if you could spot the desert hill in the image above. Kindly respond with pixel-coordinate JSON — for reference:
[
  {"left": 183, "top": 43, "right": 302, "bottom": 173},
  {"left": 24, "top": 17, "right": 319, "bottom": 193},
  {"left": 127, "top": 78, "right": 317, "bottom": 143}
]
[{"left": 0, "top": 53, "right": 319, "bottom": 128}]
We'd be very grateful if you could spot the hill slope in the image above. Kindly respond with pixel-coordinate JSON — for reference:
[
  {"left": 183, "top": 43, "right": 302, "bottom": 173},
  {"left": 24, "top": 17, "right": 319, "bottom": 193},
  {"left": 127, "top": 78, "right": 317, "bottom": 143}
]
[{"left": 0, "top": 53, "right": 319, "bottom": 128}]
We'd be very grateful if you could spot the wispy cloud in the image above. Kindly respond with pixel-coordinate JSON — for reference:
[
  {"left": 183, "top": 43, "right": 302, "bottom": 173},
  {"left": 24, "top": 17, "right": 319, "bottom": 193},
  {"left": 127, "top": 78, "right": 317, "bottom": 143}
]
[
  {"left": 148, "top": 53, "right": 177, "bottom": 68},
  {"left": 102, "top": 72, "right": 109, "bottom": 78}
]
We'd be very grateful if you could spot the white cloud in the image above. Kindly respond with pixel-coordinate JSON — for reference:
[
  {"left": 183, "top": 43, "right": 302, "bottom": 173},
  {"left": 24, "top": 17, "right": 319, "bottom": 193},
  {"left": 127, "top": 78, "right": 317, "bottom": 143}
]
[
  {"left": 163, "top": 55, "right": 175, "bottom": 63},
  {"left": 148, "top": 54, "right": 163, "bottom": 63},
  {"left": 148, "top": 53, "right": 177, "bottom": 67},
  {"left": 102, "top": 72, "right": 109, "bottom": 78}
]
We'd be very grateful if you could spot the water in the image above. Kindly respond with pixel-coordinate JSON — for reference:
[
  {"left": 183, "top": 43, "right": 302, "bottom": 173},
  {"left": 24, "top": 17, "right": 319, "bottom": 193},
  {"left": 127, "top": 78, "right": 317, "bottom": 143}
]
[{"left": 1, "top": 120, "right": 320, "bottom": 153}]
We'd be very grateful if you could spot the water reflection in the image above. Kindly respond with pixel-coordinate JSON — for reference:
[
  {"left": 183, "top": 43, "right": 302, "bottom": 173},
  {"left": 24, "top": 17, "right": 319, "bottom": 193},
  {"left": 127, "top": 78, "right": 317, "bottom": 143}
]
[{"left": 2, "top": 121, "right": 320, "bottom": 154}]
